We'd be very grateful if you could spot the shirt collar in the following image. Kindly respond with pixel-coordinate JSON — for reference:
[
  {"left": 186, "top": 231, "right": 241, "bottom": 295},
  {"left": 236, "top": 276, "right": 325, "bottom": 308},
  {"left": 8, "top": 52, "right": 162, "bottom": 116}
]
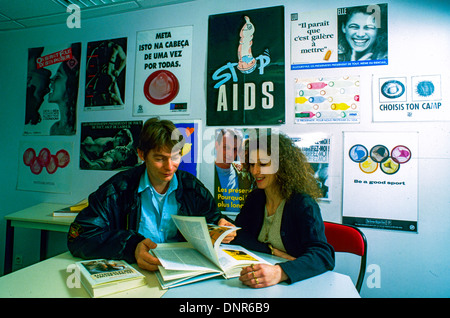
[{"left": 138, "top": 169, "right": 178, "bottom": 195}]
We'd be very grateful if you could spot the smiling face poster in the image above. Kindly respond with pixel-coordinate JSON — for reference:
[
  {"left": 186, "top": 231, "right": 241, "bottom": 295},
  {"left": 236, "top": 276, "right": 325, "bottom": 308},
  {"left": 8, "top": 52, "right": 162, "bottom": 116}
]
[
  {"left": 207, "top": 6, "right": 285, "bottom": 126},
  {"left": 291, "top": 3, "right": 388, "bottom": 70}
]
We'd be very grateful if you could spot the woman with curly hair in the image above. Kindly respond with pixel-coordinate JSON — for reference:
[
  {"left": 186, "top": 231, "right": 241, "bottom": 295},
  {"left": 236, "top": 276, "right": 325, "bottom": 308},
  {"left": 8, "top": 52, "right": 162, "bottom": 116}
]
[{"left": 234, "top": 131, "right": 334, "bottom": 288}]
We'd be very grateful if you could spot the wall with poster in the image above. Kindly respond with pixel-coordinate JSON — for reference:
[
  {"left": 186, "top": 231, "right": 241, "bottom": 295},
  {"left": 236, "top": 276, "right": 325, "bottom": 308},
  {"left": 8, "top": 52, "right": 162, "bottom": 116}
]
[{"left": 0, "top": 0, "right": 449, "bottom": 298}]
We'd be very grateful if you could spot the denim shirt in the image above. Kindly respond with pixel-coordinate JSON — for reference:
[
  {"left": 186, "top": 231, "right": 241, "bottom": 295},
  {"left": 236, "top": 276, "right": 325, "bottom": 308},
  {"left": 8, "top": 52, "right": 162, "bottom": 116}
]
[{"left": 137, "top": 169, "right": 180, "bottom": 243}]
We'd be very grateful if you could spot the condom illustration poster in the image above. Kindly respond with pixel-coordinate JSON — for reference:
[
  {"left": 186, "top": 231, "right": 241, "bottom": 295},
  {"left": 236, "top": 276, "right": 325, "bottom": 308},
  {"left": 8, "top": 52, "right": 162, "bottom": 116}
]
[
  {"left": 207, "top": 6, "right": 285, "bottom": 126},
  {"left": 18, "top": 140, "right": 73, "bottom": 193},
  {"left": 372, "top": 74, "right": 448, "bottom": 122},
  {"left": 85, "top": 37, "right": 127, "bottom": 110},
  {"left": 291, "top": 3, "right": 388, "bottom": 70},
  {"left": 24, "top": 42, "right": 81, "bottom": 136},
  {"left": 133, "top": 26, "right": 192, "bottom": 116},
  {"left": 342, "top": 131, "right": 418, "bottom": 232},
  {"left": 294, "top": 75, "right": 360, "bottom": 123}
]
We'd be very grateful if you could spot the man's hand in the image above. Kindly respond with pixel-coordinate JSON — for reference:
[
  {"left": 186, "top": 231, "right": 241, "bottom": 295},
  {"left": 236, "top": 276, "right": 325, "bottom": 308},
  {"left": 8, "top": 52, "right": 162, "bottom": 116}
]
[
  {"left": 134, "top": 238, "right": 161, "bottom": 271},
  {"left": 218, "top": 218, "right": 237, "bottom": 243}
]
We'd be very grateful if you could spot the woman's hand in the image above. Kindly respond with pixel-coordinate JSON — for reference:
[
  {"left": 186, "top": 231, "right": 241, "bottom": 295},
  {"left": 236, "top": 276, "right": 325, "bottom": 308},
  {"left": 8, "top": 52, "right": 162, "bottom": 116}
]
[
  {"left": 218, "top": 218, "right": 237, "bottom": 243},
  {"left": 239, "top": 264, "right": 288, "bottom": 288}
]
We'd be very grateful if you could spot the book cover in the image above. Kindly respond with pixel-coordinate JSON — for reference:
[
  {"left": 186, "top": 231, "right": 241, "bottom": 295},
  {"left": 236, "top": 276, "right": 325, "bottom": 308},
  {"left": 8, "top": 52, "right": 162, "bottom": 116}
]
[{"left": 76, "top": 259, "right": 146, "bottom": 297}]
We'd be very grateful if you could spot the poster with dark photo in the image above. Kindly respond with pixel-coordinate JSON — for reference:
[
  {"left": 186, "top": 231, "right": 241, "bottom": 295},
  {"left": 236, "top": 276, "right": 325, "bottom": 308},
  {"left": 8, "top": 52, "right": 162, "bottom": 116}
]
[
  {"left": 85, "top": 37, "right": 127, "bottom": 109},
  {"left": 207, "top": 6, "right": 285, "bottom": 125},
  {"left": 25, "top": 42, "right": 81, "bottom": 135},
  {"left": 80, "top": 121, "right": 142, "bottom": 171}
]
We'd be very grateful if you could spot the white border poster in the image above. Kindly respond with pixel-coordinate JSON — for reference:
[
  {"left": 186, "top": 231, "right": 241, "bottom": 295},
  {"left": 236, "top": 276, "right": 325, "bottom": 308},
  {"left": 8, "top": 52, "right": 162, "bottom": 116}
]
[
  {"left": 294, "top": 75, "right": 360, "bottom": 123},
  {"left": 18, "top": 140, "right": 73, "bottom": 193},
  {"left": 372, "top": 74, "right": 447, "bottom": 122},
  {"left": 342, "top": 131, "right": 418, "bottom": 232},
  {"left": 133, "top": 26, "right": 193, "bottom": 116},
  {"left": 291, "top": 3, "right": 388, "bottom": 70}
]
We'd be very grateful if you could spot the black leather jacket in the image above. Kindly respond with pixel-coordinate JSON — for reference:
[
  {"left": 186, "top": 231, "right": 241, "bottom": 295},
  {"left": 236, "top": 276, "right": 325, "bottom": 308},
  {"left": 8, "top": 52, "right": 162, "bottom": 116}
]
[{"left": 67, "top": 164, "right": 224, "bottom": 263}]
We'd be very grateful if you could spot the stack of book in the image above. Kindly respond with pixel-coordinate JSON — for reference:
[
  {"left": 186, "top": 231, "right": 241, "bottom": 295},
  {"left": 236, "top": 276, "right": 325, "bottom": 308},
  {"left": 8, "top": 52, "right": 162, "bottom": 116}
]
[
  {"left": 75, "top": 259, "right": 146, "bottom": 297},
  {"left": 53, "top": 199, "right": 88, "bottom": 217}
]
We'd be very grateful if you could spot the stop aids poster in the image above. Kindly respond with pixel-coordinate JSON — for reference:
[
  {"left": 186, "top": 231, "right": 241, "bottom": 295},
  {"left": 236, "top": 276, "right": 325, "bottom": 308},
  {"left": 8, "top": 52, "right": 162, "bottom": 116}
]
[{"left": 206, "top": 6, "right": 285, "bottom": 125}]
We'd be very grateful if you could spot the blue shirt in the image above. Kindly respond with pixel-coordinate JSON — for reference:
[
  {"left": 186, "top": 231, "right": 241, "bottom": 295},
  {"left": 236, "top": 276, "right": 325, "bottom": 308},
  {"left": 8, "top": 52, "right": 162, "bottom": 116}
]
[{"left": 137, "top": 169, "right": 180, "bottom": 243}]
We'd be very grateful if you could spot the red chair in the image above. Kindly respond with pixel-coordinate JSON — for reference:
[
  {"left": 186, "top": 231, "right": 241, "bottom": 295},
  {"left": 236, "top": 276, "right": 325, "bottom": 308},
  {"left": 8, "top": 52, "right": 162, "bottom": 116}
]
[{"left": 324, "top": 222, "right": 367, "bottom": 293}]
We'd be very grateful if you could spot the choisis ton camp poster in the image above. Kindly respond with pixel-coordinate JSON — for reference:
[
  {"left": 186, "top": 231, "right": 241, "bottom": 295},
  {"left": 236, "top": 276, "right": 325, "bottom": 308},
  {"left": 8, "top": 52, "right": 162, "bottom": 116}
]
[{"left": 207, "top": 6, "right": 285, "bottom": 126}]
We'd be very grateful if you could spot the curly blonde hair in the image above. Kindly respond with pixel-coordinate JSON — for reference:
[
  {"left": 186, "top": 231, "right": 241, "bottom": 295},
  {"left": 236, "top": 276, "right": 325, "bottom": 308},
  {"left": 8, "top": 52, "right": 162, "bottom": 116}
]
[{"left": 246, "top": 131, "right": 323, "bottom": 201}]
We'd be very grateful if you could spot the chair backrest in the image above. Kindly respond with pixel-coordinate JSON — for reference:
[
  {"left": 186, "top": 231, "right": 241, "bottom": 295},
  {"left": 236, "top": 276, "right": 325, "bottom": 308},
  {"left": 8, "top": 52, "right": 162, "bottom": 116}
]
[{"left": 323, "top": 222, "right": 367, "bottom": 293}]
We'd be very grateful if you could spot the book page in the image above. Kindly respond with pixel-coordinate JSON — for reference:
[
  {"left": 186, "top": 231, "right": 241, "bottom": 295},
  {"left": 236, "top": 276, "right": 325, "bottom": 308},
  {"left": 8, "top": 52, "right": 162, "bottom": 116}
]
[
  {"left": 171, "top": 215, "right": 220, "bottom": 267},
  {"left": 153, "top": 245, "right": 219, "bottom": 272},
  {"left": 208, "top": 224, "right": 240, "bottom": 251}
]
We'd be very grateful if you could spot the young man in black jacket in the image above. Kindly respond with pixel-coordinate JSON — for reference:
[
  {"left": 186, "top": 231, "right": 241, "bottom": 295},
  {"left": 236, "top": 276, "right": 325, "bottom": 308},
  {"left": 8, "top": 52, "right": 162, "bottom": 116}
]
[{"left": 68, "top": 118, "right": 235, "bottom": 271}]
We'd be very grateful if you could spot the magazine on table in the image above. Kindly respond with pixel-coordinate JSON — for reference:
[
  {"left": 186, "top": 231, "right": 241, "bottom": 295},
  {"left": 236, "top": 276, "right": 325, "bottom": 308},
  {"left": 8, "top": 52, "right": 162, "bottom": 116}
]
[{"left": 152, "top": 215, "right": 270, "bottom": 289}]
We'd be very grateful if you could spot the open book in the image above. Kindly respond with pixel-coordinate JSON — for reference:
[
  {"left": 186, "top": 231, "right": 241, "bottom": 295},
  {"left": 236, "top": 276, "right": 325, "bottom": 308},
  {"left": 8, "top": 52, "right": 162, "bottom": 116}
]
[{"left": 152, "top": 215, "right": 270, "bottom": 289}]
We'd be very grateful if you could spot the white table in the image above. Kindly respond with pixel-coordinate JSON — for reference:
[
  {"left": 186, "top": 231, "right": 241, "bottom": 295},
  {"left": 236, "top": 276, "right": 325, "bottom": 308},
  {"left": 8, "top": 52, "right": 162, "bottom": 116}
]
[
  {"left": 4, "top": 203, "right": 75, "bottom": 274},
  {"left": 0, "top": 251, "right": 359, "bottom": 298}
]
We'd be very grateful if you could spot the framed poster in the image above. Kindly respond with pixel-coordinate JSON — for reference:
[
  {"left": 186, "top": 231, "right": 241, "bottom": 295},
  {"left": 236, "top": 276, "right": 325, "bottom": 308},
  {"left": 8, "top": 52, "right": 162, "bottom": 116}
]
[
  {"left": 207, "top": 6, "right": 285, "bottom": 125},
  {"left": 173, "top": 120, "right": 201, "bottom": 177},
  {"left": 290, "top": 133, "right": 332, "bottom": 200},
  {"left": 294, "top": 75, "right": 360, "bottom": 123},
  {"left": 213, "top": 128, "right": 253, "bottom": 215},
  {"left": 372, "top": 74, "right": 447, "bottom": 122},
  {"left": 342, "top": 131, "right": 418, "bottom": 232},
  {"left": 291, "top": 3, "right": 388, "bottom": 70},
  {"left": 25, "top": 43, "right": 81, "bottom": 135},
  {"left": 85, "top": 37, "right": 127, "bottom": 110},
  {"left": 80, "top": 121, "right": 142, "bottom": 171},
  {"left": 133, "top": 26, "right": 193, "bottom": 116},
  {"left": 18, "top": 140, "right": 73, "bottom": 193}
]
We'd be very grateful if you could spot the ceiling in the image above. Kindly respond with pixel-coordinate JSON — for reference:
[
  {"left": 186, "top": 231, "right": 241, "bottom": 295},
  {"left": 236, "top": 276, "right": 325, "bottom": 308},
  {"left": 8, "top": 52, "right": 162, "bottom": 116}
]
[{"left": 0, "top": 0, "right": 193, "bottom": 31}]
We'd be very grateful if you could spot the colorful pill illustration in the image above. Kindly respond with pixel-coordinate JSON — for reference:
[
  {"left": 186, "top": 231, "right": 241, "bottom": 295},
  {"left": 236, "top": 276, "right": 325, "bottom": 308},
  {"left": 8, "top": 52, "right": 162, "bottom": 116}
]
[
  {"left": 323, "top": 50, "right": 332, "bottom": 61},
  {"left": 295, "top": 96, "right": 308, "bottom": 104},
  {"left": 308, "top": 96, "right": 327, "bottom": 103},
  {"left": 328, "top": 80, "right": 359, "bottom": 88},
  {"left": 295, "top": 104, "right": 316, "bottom": 112},
  {"left": 298, "top": 89, "right": 320, "bottom": 97},
  {"left": 296, "top": 111, "right": 316, "bottom": 118},
  {"left": 307, "top": 82, "right": 327, "bottom": 89},
  {"left": 331, "top": 103, "right": 350, "bottom": 110}
]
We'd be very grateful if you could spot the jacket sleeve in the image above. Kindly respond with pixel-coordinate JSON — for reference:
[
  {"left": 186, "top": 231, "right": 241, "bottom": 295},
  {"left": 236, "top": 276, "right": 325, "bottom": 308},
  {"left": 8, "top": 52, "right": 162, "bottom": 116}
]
[
  {"left": 277, "top": 195, "right": 335, "bottom": 284},
  {"left": 235, "top": 191, "right": 335, "bottom": 284},
  {"left": 67, "top": 188, "right": 145, "bottom": 263}
]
